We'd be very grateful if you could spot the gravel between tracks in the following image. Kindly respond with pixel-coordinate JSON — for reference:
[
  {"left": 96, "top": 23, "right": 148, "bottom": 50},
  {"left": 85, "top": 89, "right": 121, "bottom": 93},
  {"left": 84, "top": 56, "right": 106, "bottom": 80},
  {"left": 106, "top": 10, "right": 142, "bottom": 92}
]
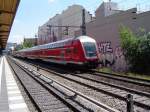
[
  {"left": 13, "top": 58, "right": 150, "bottom": 112},
  {"left": 8, "top": 59, "right": 72, "bottom": 112},
  {"left": 92, "top": 72, "right": 150, "bottom": 93},
  {"left": 9, "top": 64, "right": 38, "bottom": 112},
  {"left": 8, "top": 57, "right": 115, "bottom": 112}
]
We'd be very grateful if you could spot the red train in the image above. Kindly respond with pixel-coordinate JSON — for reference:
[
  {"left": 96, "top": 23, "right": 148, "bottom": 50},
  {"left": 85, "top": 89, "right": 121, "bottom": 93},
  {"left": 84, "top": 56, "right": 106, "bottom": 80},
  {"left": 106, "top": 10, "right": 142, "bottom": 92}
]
[{"left": 14, "top": 36, "right": 99, "bottom": 68}]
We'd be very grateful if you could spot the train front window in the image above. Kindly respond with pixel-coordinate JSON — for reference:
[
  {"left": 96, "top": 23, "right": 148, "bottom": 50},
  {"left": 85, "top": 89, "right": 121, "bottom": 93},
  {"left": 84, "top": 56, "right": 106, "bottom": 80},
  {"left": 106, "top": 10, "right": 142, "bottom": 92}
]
[{"left": 83, "top": 42, "right": 97, "bottom": 57}]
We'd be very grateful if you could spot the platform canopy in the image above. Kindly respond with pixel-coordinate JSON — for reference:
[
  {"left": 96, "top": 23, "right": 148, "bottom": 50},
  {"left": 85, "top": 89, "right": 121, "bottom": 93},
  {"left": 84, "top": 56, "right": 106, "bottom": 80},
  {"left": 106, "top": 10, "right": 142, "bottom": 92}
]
[{"left": 0, "top": 0, "right": 20, "bottom": 49}]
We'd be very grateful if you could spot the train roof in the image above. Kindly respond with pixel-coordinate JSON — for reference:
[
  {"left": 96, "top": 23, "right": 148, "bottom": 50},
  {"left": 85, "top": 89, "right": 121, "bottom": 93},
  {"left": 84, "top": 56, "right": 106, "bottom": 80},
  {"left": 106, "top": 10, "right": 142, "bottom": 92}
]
[
  {"left": 76, "top": 36, "right": 96, "bottom": 43},
  {"left": 18, "top": 36, "right": 95, "bottom": 52}
]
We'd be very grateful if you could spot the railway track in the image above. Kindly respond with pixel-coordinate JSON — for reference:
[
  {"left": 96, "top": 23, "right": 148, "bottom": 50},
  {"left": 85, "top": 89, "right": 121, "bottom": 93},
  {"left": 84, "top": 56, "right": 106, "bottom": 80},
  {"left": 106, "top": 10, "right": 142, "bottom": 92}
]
[
  {"left": 91, "top": 70, "right": 150, "bottom": 90},
  {"left": 7, "top": 57, "right": 118, "bottom": 112},
  {"left": 15, "top": 57, "right": 150, "bottom": 93},
  {"left": 94, "top": 70, "right": 150, "bottom": 83},
  {"left": 10, "top": 57, "right": 150, "bottom": 112},
  {"left": 17, "top": 57, "right": 150, "bottom": 89}
]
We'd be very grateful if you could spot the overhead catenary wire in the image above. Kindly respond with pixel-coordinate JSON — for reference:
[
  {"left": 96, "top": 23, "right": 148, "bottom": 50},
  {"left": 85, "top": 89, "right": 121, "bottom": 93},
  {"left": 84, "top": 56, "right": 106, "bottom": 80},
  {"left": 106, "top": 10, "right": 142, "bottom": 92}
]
[{"left": 39, "top": 0, "right": 150, "bottom": 40}]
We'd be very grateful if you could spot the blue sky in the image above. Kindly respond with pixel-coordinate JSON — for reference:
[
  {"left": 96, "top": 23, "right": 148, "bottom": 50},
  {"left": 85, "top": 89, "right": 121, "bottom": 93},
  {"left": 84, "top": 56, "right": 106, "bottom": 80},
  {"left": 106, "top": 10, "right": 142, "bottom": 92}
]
[{"left": 8, "top": 0, "right": 150, "bottom": 44}]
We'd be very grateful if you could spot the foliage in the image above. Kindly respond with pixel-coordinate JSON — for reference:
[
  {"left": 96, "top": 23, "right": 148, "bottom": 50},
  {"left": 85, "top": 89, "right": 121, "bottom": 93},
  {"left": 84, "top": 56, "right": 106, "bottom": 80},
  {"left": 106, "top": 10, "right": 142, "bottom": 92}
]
[
  {"left": 22, "top": 40, "right": 34, "bottom": 48},
  {"left": 120, "top": 26, "right": 150, "bottom": 73},
  {"left": 15, "top": 40, "right": 34, "bottom": 51},
  {"left": 97, "top": 67, "right": 113, "bottom": 73}
]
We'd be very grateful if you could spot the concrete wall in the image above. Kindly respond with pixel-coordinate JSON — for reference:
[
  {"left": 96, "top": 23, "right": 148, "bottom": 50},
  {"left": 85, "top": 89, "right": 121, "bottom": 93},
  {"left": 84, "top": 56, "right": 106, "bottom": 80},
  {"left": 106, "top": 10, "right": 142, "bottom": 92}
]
[
  {"left": 37, "top": 5, "right": 92, "bottom": 45},
  {"left": 37, "top": 14, "right": 61, "bottom": 45},
  {"left": 76, "top": 4, "right": 150, "bottom": 71},
  {"left": 37, "top": 2, "right": 150, "bottom": 71}
]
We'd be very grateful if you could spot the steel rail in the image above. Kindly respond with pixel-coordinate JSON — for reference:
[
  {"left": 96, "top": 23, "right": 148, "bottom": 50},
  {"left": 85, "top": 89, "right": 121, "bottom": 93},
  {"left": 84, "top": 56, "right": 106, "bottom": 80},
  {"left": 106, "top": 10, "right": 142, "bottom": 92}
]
[
  {"left": 7, "top": 58, "right": 42, "bottom": 112},
  {"left": 69, "top": 73, "right": 150, "bottom": 97},
  {"left": 91, "top": 72, "right": 150, "bottom": 87},
  {"left": 8, "top": 57, "right": 119, "bottom": 112},
  {"left": 95, "top": 70, "right": 150, "bottom": 83},
  {"left": 92, "top": 70, "right": 150, "bottom": 84},
  {"left": 38, "top": 67, "right": 150, "bottom": 109},
  {"left": 12, "top": 57, "right": 150, "bottom": 110},
  {"left": 7, "top": 58, "right": 83, "bottom": 112},
  {"left": 17, "top": 57, "right": 150, "bottom": 87},
  {"left": 15, "top": 58, "right": 150, "bottom": 97}
]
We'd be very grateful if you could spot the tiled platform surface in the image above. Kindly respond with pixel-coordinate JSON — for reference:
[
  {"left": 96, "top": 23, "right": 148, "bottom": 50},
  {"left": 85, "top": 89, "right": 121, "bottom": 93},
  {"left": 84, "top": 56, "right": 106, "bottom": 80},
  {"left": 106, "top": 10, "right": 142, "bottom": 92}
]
[{"left": 0, "top": 56, "right": 30, "bottom": 112}]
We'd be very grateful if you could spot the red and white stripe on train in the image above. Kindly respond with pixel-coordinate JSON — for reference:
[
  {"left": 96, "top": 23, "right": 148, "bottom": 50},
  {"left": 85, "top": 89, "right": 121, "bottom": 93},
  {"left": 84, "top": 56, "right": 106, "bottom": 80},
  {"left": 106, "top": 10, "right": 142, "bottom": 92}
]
[{"left": 14, "top": 36, "right": 99, "bottom": 68}]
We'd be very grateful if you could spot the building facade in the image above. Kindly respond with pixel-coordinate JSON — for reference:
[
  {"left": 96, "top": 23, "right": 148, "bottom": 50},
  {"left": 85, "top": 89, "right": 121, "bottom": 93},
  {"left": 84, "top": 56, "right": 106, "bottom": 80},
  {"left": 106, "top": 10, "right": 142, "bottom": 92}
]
[
  {"left": 37, "top": 2, "right": 150, "bottom": 71},
  {"left": 75, "top": 2, "right": 150, "bottom": 71},
  {"left": 24, "top": 38, "right": 37, "bottom": 46},
  {"left": 37, "top": 5, "right": 92, "bottom": 45}
]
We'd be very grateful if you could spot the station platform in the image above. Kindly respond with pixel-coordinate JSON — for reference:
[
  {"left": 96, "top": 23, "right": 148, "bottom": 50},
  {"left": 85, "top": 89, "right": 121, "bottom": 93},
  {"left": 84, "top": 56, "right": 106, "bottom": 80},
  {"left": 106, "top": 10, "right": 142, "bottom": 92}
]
[{"left": 0, "top": 56, "right": 30, "bottom": 112}]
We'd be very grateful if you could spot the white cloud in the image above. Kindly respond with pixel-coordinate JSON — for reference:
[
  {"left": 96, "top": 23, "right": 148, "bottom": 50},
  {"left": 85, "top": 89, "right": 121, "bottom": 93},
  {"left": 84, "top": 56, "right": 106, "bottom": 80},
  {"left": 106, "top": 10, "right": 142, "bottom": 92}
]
[
  {"left": 102, "top": 0, "right": 109, "bottom": 2},
  {"left": 8, "top": 35, "right": 24, "bottom": 44},
  {"left": 48, "top": 0, "right": 55, "bottom": 3},
  {"left": 14, "top": 19, "right": 22, "bottom": 24}
]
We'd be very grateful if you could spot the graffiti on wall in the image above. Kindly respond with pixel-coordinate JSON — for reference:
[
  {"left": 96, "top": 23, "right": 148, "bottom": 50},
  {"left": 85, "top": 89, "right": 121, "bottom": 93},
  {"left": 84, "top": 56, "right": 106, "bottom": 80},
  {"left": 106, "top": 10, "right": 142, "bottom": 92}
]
[
  {"left": 97, "top": 42, "right": 126, "bottom": 71},
  {"left": 97, "top": 42, "right": 114, "bottom": 66},
  {"left": 98, "top": 42, "right": 113, "bottom": 53},
  {"left": 114, "top": 46, "right": 127, "bottom": 71},
  {"left": 115, "top": 46, "right": 123, "bottom": 59}
]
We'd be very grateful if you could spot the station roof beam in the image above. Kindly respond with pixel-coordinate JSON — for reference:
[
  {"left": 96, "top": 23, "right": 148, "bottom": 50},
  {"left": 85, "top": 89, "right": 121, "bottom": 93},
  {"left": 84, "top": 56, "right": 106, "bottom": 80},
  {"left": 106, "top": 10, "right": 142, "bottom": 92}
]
[{"left": 0, "top": 0, "right": 20, "bottom": 49}]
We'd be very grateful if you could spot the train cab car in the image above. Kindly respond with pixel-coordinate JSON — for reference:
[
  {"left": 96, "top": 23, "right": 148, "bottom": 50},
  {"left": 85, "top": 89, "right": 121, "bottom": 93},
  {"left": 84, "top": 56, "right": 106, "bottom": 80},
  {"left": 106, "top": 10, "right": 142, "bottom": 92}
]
[
  {"left": 15, "top": 36, "right": 99, "bottom": 68},
  {"left": 72, "top": 36, "right": 99, "bottom": 68}
]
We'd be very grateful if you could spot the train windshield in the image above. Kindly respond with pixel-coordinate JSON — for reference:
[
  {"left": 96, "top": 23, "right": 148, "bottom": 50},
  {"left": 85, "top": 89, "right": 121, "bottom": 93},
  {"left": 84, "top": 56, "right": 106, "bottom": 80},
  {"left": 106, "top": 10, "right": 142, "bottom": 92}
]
[{"left": 83, "top": 42, "right": 97, "bottom": 57}]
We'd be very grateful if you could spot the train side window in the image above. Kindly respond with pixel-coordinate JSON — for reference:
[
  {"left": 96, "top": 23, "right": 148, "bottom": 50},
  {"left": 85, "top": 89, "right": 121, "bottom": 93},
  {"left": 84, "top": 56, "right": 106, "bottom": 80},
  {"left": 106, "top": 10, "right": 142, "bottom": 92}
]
[
  {"left": 66, "top": 48, "right": 71, "bottom": 53},
  {"left": 74, "top": 48, "right": 78, "bottom": 54},
  {"left": 54, "top": 44, "right": 56, "bottom": 48},
  {"left": 56, "top": 44, "right": 58, "bottom": 48}
]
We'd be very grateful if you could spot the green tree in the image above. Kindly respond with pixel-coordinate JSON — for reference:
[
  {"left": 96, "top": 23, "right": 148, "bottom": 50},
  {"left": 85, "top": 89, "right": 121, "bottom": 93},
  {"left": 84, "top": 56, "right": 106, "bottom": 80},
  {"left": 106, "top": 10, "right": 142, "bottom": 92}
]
[
  {"left": 22, "top": 40, "right": 34, "bottom": 48},
  {"left": 120, "top": 26, "right": 150, "bottom": 73}
]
